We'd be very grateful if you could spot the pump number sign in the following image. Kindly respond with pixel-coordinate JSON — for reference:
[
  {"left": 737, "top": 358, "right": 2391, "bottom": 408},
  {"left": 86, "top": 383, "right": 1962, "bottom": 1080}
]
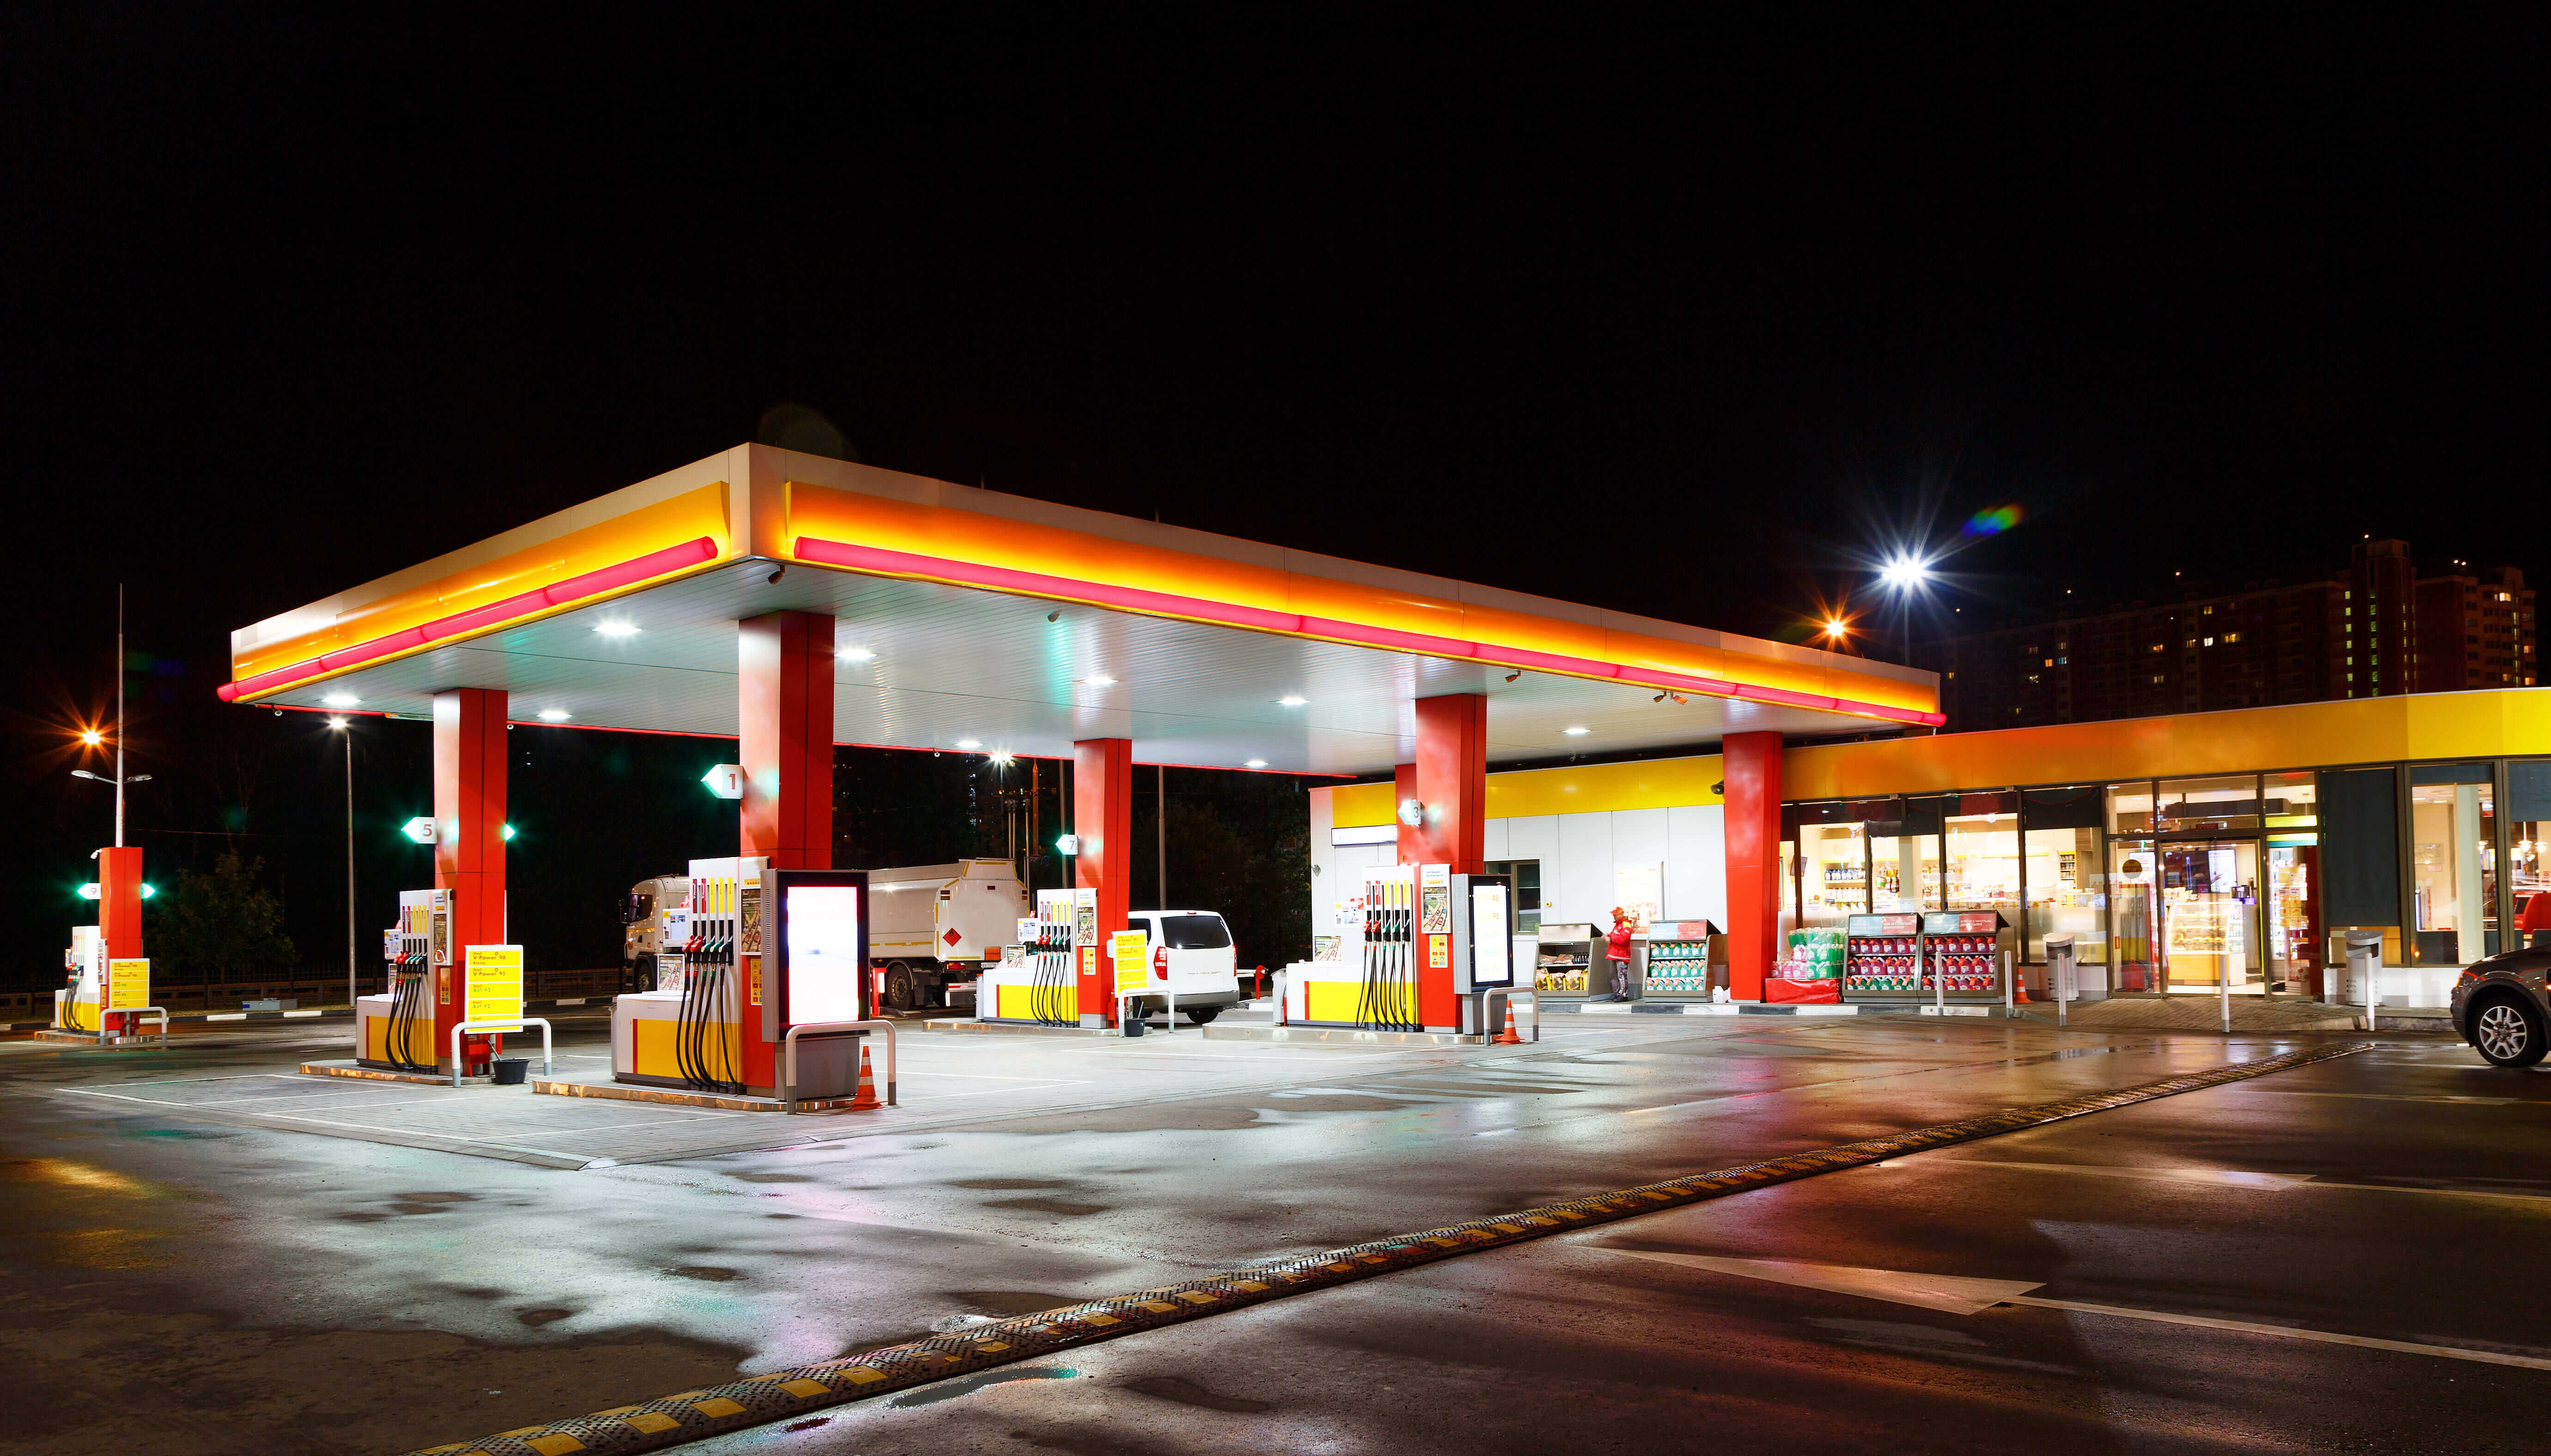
[
  {"left": 105, "top": 958, "right": 150, "bottom": 1011},
  {"left": 464, "top": 945, "right": 525, "bottom": 1032}
]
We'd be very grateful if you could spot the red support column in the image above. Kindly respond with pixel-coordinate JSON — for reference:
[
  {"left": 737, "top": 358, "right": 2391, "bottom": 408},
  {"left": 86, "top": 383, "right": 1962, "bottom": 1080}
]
[
  {"left": 1073, "top": 738, "right": 1133, "bottom": 1021},
  {"left": 739, "top": 611, "right": 836, "bottom": 869},
  {"left": 1393, "top": 763, "right": 1419, "bottom": 864},
  {"left": 1721, "top": 731, "right": 1783, "bottom": 1001},
  {"left": 1411, "top": 695, "right": 1487, "bottom": 873},
  {"left": 739, "top": 611, "right": 835, "bottom": 1090},
  {"left": 433, "top": 688, "right": 507, "bottom": 1072},
  {"left": 97, "top": 846, "right": 144, "bottom": 1032},
  {"left": 1412, "top": 694, "right": 1487, "bottom": 1030}
]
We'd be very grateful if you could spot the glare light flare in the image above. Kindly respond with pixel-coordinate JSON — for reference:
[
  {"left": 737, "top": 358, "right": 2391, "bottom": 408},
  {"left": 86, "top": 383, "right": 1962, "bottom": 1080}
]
[
  {"left": 326, "top": 716, "right": 349, "bottom": 730},
  {"left": 1962, "top": 504, "right": 2023, "bottom": 537},
  {"left": 79, "top": 729, "right": 103, "bottom": 747},
  {"left": 1824, "top": 619, "right": 1848, "bottom": 640},
  {"left": 1879, "top": 556, "right": 1933, "bottom": 590}
]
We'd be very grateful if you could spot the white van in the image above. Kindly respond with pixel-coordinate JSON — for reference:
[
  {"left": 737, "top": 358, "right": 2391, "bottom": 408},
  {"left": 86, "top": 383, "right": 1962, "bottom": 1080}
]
[{"left": 1123, "top": 910, "right": 1244, "bottom": 1024}]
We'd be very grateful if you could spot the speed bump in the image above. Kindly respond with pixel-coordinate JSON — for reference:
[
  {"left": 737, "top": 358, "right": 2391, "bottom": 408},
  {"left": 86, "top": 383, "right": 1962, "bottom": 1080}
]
[{"left": 404, "top": 1040, "right": 2367, "bottom": 1456}]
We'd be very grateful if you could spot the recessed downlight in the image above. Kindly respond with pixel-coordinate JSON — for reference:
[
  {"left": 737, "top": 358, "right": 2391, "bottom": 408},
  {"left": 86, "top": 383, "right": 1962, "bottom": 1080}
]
[
  {"left": 956, "top": 738, "right": 983, "bottom": 750},
  {"left": 1277, "top": 695, "right": 1307, "bottom": 707},
  {"left": 1083, "top": 675, "right": 1117, "bottom": 686},
  {"left": 538, "top": 709, "right": 572, "bottom": 722},
  {"left": 838, "top": 646, "right": 874, "bottom": 662},
  {"left": 594, "top": 621, "right": 641, "bottom": 638},
  {"left": 1562, "top": 726, "right": 1591, "bottom": 736},
  {"left": 1245, "top": 759, "right": 1268, "bottom": 769},
  {"left": 321, "top": 692, "right": 360, "bottom": 707}
]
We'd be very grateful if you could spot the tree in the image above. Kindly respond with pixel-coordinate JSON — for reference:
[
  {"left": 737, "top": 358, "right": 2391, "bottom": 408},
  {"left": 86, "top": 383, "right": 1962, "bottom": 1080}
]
[{"left": 155, "top": 851, "right": 297, "bottom": 983}]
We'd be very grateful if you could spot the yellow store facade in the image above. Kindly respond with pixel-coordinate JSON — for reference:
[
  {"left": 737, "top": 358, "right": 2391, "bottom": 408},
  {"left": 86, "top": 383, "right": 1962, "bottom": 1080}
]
[{"left": 1312, "top": 687, "right": 2551, "bottom": 1006}]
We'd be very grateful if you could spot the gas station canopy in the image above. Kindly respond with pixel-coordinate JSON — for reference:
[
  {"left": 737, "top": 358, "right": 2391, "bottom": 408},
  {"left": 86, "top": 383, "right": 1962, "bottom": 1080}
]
[{"left": 223, "top": 446, "right": 1939, "bottom": 772}]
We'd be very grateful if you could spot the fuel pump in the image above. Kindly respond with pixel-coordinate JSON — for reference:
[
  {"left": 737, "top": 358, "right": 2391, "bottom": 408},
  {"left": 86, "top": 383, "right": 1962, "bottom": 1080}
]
[
  {"left": 1355, "top": 866, "right": 1419, "bottom": 1031},
  {"left": 612, "top": 857, "right": 757, "bottom": 1094},
  {"left": 54, "top": 926, "right": 102, "bottom": 1032},
  {"left": 357, "top": 890, "right": 443, "bottom": 1072}
]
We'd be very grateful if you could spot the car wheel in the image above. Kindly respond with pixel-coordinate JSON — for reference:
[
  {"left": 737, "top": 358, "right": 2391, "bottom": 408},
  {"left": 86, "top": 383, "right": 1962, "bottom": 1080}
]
[
  {"left": 632, "top": 954, "right": 657, "bottom": 993},
  {"left": 1184, "top": 1005, "right": 1221, "bottom": 1025},
  {"left": 2471, "top": 995, "right": 2548, "bottom": 1068},
  {"left": 885, "top": 961, "right": 916, "bottom": 1012}
]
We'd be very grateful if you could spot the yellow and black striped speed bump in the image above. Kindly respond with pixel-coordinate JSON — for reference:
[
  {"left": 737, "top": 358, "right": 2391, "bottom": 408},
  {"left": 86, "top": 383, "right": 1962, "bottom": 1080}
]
[{"left": 408, "top": 1040, "right": 2367, "bottom": 1456}]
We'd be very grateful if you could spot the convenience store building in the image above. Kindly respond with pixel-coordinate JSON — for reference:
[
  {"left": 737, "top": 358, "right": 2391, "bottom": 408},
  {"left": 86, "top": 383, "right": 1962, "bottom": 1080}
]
[{"left": 1311, "top": 688, "right": 2551, "bottom": 1006}]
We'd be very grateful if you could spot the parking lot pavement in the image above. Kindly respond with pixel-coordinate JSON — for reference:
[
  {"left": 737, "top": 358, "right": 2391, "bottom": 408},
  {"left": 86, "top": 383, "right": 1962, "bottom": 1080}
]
[{"left": 1, "top": 1015, "right": 2514, "bottom": 1454}]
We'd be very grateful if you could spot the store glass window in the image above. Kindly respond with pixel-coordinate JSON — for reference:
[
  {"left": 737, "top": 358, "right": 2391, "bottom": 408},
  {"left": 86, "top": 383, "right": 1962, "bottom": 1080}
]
[
  {"left": 2410, "top": 764, "right": 2496, "bottom": 965},
  {"left": 1943, "top": 793, "right": 2020, "bottom": 920},
  {"left": 2264, "top": 771, "right": 2317, "bottom": 827},
  {"left": 1869, "top": 830, "right": 1939, "bottom": 912},
  {"left": 1485, "top": 859, "right": 1542, "bottom": 936},
  {"left": 2108, "top": 782, "right": 2157, "bottom": 836},
  {"left": 2109, "top": 840, "right": 2157, "bottom": 992},
  {"left": 2021, "top": 786, "right": 2105, "bottom": 964},
  {"left": 2158, "top": 774, "right": 2265, "bottom": 833},
  {"left": 2509, "top": 761, "right": 2551, "bottom": 914},
  {"left": 1799, "top": 822, "right": 1867, "bottom": 929}
]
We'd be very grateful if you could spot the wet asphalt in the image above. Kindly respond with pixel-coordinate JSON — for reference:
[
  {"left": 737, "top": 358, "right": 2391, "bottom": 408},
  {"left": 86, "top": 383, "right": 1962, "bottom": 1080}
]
[{"left": 2, "top": 1014, "right": 2542, "bottom": 1454}]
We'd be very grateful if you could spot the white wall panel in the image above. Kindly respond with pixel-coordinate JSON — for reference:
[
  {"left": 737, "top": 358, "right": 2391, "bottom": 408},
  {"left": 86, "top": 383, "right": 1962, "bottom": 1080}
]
[
  {"left": 1503, "top": 816, "right": 1559, "bottom": 864},
  {"left": 1667, "top": 804, "right": 1727, "bottom": 925},
  {"left": 1613, "top": 807, "right": 1670, "bottom": 866},
  {"left": 1481, "top": 817, "right": 1509, "bottom": 861},
  {"left": 1554, "top": 812, "right": 1614, "bottom": 928}
]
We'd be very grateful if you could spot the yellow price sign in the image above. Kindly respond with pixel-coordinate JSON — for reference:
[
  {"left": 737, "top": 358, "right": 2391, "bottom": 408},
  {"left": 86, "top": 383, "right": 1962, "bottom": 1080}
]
[
  {"left": 1110, "top": 929, "right": 1150, "bottom": 995},
  {"left": 464, "top": 945, "right": 525, "bottom": 1032},
  {"left": 106, "top": 958, "right": 150, "bottom": 1011}
]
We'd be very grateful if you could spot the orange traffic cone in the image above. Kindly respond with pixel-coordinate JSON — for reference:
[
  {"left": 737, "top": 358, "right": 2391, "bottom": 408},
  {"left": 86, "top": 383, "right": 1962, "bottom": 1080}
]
[
  {"left": 846, "top": 1042, "right": 882, "bottom": 1110},
  {"left": 1490, "top": 1000, "right": 1523, "bottom": 1045}
]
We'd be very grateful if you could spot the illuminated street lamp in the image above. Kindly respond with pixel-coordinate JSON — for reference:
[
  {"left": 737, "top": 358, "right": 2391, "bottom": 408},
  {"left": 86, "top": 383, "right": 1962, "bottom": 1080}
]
[{"left": 1877, "top": 554, "right": 1933, "bottom": 664}]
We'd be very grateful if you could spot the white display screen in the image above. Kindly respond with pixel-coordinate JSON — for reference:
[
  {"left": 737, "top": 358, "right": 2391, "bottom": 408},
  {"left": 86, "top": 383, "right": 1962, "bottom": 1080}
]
[
  {"left": 1470, "top": 883, "right": 1512, "bottom": 986},
  {"left": 787, "top": 884, "right": 864, "bottom": 1025}
]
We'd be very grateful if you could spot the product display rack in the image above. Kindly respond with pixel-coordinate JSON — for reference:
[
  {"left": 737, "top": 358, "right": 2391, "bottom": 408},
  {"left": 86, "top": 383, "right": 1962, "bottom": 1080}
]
[
  {"left": 1533, "top": 924, "right": 1606, "bottom": 999},
  {"left": 1840, "top": 910, "right": 2013, "bottom": 1003},
  {"left": 1640, "top": 920, "right": 1723, "bottom": 998}
]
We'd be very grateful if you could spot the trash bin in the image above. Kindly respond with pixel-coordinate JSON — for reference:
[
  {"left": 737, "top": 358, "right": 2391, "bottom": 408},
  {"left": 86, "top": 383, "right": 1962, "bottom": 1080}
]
[
  {"left": 2341, "top": 931, "right": 2383, "bottom": 1009},
  {"left": 2044, "top": 934, "right": 2078, "bottom": 1004},
  {"left": 490, "top": 1057, "right": 529, "bottom": 1086}
]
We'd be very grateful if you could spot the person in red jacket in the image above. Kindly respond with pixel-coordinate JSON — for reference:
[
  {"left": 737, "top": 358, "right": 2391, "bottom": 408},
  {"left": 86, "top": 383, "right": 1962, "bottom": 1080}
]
[{"left": 1591, "top": 906, "right": 1639, "bottom": 1002}]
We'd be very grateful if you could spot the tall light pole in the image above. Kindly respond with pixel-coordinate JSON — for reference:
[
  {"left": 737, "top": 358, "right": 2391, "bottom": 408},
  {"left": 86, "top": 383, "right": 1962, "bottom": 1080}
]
[
  {"left": 70, "top": 590, "right": 152, "bottom": 822},
  {"left": 1879, "top": 555, "right": 1933, "bottom": 665},
  {"left": 331, "top": 716, "right": 355, "bottom": 1012}
]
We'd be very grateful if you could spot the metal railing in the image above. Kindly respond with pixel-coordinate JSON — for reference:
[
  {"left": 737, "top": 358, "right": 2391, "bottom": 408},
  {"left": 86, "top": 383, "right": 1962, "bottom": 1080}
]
[
  {"left": 448, "top": 1018, "right": 553, "bottom": 1087},
  {"left": 1481, "top": 987, "right": 1539, "bottom": 1043},
  {"left": 781, "top": 1019, "right": 896, "bottom": 1113}
]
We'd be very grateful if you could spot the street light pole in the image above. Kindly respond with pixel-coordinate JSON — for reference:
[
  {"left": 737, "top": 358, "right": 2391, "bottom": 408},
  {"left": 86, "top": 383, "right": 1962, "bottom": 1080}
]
[
  {"left": 342, "top": 721, "right": 356, "bottom": 1014},
  {"left": 115, "top": 583, "right": 125, "bottom": 848}
]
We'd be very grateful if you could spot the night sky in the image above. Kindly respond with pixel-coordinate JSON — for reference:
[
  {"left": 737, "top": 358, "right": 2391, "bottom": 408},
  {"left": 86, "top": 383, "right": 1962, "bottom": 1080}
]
[{"left": 4, "top": 9, "right": 2541, "bottom": 983}]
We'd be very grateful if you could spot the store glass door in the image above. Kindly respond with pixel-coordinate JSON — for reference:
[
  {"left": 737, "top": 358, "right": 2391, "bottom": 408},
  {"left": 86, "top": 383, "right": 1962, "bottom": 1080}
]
[{"left": 2159, "top": 839, "right": 2265, "bottom": 994}]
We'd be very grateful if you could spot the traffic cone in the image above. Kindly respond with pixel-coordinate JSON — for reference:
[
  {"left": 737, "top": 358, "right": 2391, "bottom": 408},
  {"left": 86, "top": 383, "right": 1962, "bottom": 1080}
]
[
  {"left": 847, "top": 1042, "right": 881, "bottom": 1110},
  {"left": 1490, "top": 1000, "right": 1522, "bottom": 1045}
]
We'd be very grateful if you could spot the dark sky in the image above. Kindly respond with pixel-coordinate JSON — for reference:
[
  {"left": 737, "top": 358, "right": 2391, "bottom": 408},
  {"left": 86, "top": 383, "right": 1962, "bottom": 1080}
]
[{"left": 3, "top": 7, "right": 2541, "bottom": 978}]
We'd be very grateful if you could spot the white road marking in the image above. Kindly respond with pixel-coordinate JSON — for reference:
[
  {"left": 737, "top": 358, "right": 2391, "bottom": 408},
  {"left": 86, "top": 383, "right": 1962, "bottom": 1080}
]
[
  {"left": 1608, "top": 1251, "right": 2551, "bottom": 1371},
  {"left": 1883, "top": 1159, "right": 2316, "bottom": 1189}
]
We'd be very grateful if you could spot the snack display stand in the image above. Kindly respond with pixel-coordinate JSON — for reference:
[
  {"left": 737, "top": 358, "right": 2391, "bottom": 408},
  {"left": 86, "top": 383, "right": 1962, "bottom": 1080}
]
[
  {"left": 1533, "top": 924, "right": 1610, "bottom": 1001},
  {"left": 1641, "top": 920, "right": 1723, "bottom": 1000},
  {"left": 1840, "top": 910, "right": 2013, "bottom": 1004}
]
